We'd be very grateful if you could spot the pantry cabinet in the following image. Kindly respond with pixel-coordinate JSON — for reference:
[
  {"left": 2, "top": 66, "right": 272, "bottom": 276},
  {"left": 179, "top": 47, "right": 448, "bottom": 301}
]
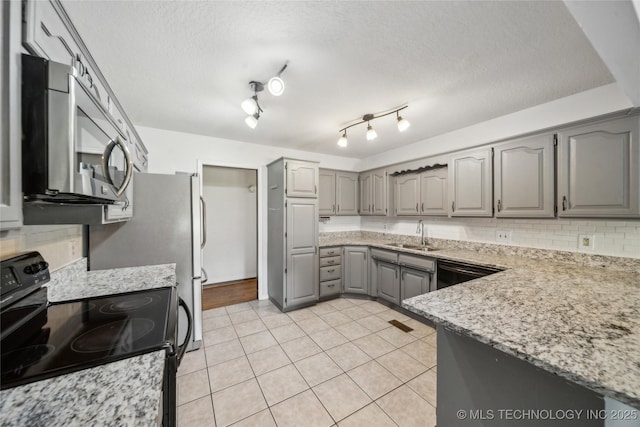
[
  {"left": 286, "top": 160, "right": 319, "bottom": 198},
  {"left": 448, "top": 148, "right": 493, "bottom": 217},
  {"left": 557, "top": 116, "right": 639, "bottom": 218},
  {"left": 494, "top": 134, "right": 555, "bottom": 218}
]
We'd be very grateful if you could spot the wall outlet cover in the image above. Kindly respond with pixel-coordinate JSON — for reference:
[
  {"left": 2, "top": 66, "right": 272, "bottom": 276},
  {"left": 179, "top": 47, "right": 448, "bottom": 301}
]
[
  {"left": 578, "top": 234, "right": 595, "bottom": 252},
  {"left": 496, "top": 230, "right": 512, "bottom": 243}
]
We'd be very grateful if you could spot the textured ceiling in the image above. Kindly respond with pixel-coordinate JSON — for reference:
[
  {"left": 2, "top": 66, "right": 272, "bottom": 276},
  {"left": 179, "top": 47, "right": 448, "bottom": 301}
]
[{"left": 61, "top": 1, "right": 614, "bottom": 159}]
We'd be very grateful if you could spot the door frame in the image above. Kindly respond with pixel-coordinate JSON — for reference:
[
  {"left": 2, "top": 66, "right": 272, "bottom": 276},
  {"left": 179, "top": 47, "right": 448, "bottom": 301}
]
[{"left": 197, "top": 160, "right": 266, "bottom": 300}]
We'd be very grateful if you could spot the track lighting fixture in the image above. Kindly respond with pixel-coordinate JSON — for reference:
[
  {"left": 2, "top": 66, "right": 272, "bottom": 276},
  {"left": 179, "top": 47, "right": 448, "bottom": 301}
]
[
  {"left": 241, "top": 62, "right": 288, "bottom": 127},
  {"left": 337, "top": 106, "right": 409, "bottom": 147}
]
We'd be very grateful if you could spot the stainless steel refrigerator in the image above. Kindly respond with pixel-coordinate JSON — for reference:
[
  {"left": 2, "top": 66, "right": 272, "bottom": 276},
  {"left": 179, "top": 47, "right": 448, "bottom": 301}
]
[{"left": 89, "top": 172, "right": 204, "bottom": 351}]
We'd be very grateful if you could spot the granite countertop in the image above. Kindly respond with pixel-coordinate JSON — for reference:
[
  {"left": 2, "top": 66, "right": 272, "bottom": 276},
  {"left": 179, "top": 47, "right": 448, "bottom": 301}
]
[
  {"left": 321, "top": 232, "right": 640, "bottom": 408},
  {"left": 0, "top": 259, "right": 177, "bottom": 426},
  {"left": 0, "top": 350, "right": 166, "bottom": 427}
]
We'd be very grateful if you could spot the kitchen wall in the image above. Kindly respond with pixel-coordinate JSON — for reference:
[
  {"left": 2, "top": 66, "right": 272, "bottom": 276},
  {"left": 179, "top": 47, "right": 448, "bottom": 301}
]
[
  {"left": 202, "top": 166, "right": 257, "bottom": 284},
  {"left": 0, "top": 225, "right": 83, "bottom": 270}
]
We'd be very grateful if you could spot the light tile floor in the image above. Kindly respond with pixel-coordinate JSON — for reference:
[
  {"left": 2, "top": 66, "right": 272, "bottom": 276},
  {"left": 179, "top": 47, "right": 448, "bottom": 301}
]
[{"left": 177, "top": 298, "right": 437, "bottom": 427}]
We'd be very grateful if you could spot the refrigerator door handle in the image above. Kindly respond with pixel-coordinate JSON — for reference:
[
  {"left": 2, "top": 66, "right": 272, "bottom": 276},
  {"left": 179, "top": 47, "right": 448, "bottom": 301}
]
[
  {"left": 200, "top": 196, "right": 207, "bottom": 249},
  {"left": 201, "top": 268, "right": 208, "bottom": 284}
]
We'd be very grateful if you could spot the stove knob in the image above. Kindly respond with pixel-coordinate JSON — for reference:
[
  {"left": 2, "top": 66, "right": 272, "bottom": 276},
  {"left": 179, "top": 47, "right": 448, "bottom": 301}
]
[
  {"left": 38, "top": 261, "right": 49, "bottom": 271},
  {"left": 24, "top": 265, "right": 34, "bottom": 274}
]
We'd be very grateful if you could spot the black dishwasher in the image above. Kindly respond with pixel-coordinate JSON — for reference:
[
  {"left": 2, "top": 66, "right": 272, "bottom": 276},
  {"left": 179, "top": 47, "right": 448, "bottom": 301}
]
[{"left": 436, "top": 260, "right": 502, "bottom": 290}]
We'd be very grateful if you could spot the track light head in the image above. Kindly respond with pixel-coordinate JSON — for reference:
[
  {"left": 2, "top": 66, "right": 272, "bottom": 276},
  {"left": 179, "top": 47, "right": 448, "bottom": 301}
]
[
  {"left": 245, "top": 112, "right": 259, "bottom": 129},
  {"left": 366, "top": 123, "right": 378, "bottom": 141},
  {"left": 337, "top": 131, "right": 348, "bottom": 147},
  {"left": 397, "top": 112, "right": 410, "bottom": 132},
  {"left": 241, "top": 96, "right": 259, "bottom": 115}
]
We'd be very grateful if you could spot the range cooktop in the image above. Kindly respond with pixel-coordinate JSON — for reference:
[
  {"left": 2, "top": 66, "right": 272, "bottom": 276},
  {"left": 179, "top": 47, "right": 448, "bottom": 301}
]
[{"left": 1, "top": 287, "right": 174, "bottom": 389}]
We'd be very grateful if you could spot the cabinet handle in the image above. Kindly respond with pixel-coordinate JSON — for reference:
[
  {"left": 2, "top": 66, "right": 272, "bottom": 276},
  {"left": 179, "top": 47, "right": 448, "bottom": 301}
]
[
  {"left": 327, "top": 260, "right": 335, "bottom": 264},
  {"left": 497, "top": 199, "right": 502, "bottom": 212},
  {"left": 451, "top": 201, "right": 455, "bottom": 212},
  {"left": 416, "top": 203, "right": 418, "bottom": 212},
  {"left": 395, "top": 269, "right": 398, "bottom": 278},
  {"left": 338, "top": 204, "right": 340, "bottom": 213},
  {"left": 328, "top": 284, "right": 335, "bottom": 288},
  {"left": 333, "top": 204, "right": 335, "bottom": 213},
  {"left": 369, "top": 204, "right": 371, "bottom": 212},
  {"left": 327, "top": 269, "right": 335, "bottom": 273},
  {"left": 315, "top": 185, "right": 317, "bottom": 194},
  {"left": 562, "top": 196, "right": 567, "bottom": 211},
  {"left": 421, "top": 202, "right": 424, "bottom": 212}
]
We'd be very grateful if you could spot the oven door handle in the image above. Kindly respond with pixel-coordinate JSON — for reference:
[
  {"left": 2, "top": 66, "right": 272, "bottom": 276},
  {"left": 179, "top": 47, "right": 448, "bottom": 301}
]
[{"left": 177, "top": 297, "right": 192, "bottom": 366}]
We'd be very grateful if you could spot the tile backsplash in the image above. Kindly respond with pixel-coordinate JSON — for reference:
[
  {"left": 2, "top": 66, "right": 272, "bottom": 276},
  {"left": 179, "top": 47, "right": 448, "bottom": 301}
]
[
  {"left": 320, "top": 216, "right": 639, "bottom": 259},
  {"left": 0, "top": 225, "right": 83, "bottom": 270}
]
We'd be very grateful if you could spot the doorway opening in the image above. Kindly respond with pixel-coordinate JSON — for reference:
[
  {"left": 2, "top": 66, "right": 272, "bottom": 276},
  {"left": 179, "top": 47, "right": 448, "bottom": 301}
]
[{"left": 201, "top": 165, "right": 258, "bottom": 309}]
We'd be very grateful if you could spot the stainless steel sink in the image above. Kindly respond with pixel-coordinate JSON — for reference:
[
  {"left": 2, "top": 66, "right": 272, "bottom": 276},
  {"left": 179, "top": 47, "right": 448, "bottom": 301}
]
[{"left": 386, "top": 243, "right": 439, "bottom": 252}]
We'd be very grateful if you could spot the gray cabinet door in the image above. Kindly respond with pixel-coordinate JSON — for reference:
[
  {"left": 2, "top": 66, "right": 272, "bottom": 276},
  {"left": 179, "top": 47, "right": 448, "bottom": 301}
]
[
  {"left": 401, "top": 267, "right": 430, "bottom": 301},
  {"left": 286, "top": 160, "right": 318, "bottom": 198},
  {"left": 319, "top": 170, "right": 336, "bottom": 215},
  {"left": 557, "top": 116, "right": 639, "bottom": 217},
  {"left": 449, "top": 148, "right": 493, "bottom": 217},
  {"left": 343, "top": 246, "right": 369, "bottom": 294},
  {"left": 336, "top": 172, "right": 359, "bottom": 215},
  {"left": 420, "top": 169, "right": 448, "bottom": 216},
  {"left": 494, "top": 134, "right": 555, "bottom": 218},
  {"left": 395, "top": 174, "right": 420, "bottom": 216},
  {"left": 286, "top": 198, "right": 319, "bottom": 308},
  {"left": 377, "top": 261, "right": 400, "bottom": 305},
  {"left": 372, "top": 169, "right": 388, "bottom": 215},
  {"left": 360, "top": 173, "right": 372, "bottom": 215},
  {"left": 0, "top": 1, "right": 22, "bottom": 230}
]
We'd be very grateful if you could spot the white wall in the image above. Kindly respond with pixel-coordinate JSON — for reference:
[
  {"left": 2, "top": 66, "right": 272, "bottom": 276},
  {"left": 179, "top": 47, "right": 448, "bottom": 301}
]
[
  {"left": 362, "top": 217, "right": 640, "bottom": 259},
  {"left": 202, "top": 166, "right": 257, "bottom": 284},
  {"left": 357, "top": 83, "right": 633, "bottom": 171}
]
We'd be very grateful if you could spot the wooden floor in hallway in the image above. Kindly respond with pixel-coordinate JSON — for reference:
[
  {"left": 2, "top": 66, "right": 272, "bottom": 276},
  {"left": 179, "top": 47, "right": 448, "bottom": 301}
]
[{"left": 202, "top": 278, "right": 258, "bottom": 310}]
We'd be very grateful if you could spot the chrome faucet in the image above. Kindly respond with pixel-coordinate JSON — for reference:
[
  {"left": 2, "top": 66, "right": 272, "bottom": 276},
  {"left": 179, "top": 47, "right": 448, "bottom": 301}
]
[{"left": 416, "top": 220, "right": 427, "bottom": 246}]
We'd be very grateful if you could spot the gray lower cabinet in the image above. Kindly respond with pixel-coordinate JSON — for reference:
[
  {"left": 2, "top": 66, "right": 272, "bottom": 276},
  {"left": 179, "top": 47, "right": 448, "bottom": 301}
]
[
  {"left": 377, "top": 261, "right": 400, "bottom": 305},
  {"left": 557, "top": 116, "right": 639, "bottom": 217},
  {"left": 343, "top": 246, "right": 368, "bottom": 294},
  {"left": 494, "top": 134, "right": 555, "bottom": 218},
  {"left": 319, "top": 246, "right": 341, "bottom": 298},
  {"left": 449, "top": 147, "right": 493, "bottom": 217},
  {"left": 401, "top": 267, "right": 430, "bottom": 301}
]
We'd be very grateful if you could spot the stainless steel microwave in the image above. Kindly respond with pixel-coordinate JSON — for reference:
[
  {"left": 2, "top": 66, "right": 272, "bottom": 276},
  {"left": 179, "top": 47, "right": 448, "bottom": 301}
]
[{"left": 22, "top": 54, "right": 132, "bottom": 204}]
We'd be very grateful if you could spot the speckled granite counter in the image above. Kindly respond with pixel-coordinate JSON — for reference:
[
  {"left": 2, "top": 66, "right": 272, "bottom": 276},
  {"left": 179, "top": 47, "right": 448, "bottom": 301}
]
[
  {"left": 47, "top": 259, "right": 176, "bottom": 302},
  {"left": 0, "top": 350, "right": 165, "bottom": 427},
  {"left": 0, "top": 259, "right": 177, "bottom": 426},
  {"left": 321, "top": 231, "right": 640, "bottom": 408}
]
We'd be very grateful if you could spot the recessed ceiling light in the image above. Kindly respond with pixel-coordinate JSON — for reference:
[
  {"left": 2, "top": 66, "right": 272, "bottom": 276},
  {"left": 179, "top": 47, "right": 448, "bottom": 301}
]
[{"left": 268, "top": 77, "right": 285, "bottom": 96}]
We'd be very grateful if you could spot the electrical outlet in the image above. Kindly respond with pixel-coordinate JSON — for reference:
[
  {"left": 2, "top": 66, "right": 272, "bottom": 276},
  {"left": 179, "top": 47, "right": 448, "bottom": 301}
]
[
  {"left": 496, "top": 230, "right": 512, "bottom": 243},
  {"left": 578, "top": 234, "right": 595, "bottom": 252},
  {"left": 69, "top": 240, "right": 77, "bottom": 257}
]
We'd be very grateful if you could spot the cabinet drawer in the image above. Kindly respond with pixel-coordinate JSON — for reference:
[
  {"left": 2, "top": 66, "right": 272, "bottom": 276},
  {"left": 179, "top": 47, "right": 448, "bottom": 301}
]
[
  {"left": 398, "top": 254, "right": 435, "bottom": 272},
  {"left": 320, "top": 279, "right": 341, "bottom": 296},
  {"left": 320, "top": 265, "right": 341, "bottom": 282},
  {"left": 370, "top": 248, "right": 398, "bottom": 264},
  {"left": 320, "top": 256, "right": 341, "bottom": 267},
  {"left": 320, "top": 247, "right": 341, "bottom": 257}
]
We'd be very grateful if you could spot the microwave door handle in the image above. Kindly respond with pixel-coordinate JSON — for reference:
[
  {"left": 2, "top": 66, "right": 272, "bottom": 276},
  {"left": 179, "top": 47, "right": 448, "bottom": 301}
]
[
  {"left": 102, "top": 136, "right": 133, "bottom": 197},
  {"left": 200, "top": 196, "right": 207, "bottom": 249}
]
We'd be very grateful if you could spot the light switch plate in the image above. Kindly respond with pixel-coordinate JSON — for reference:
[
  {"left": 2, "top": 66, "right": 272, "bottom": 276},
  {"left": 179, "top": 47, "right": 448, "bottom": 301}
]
[
  {"left": 578, "top": 234, "right": 595, "bottom": 252},
  {"left": 496, "top": 230, "right": 512, "bottom": 243}
]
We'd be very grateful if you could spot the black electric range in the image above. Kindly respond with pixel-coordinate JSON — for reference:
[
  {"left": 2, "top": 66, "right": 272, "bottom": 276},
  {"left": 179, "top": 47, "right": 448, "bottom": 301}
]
[{"left": 0, "top": 252, "right": 190, "bottom": 426}]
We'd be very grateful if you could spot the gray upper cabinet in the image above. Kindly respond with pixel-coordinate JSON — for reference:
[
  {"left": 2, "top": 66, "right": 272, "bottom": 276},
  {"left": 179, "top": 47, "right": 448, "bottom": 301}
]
[
  {"left": 319, "top": 169, "right": 359, "bottom": 216},
  {"left": 343, "top": 246, "right": 369, "bottom": 295},
  {"left": 395, "top": 175, "right": 420, "bottom": 216},
  {"left": 336, "top": 172, "right": 359, "bottom": 215},
  {"left": 286, "top": 160, "right": 319, "bottom": 198},
  {"left": 401, "top": 267, "right": 430, "bottom": 301},
  {"left": 557, "top": 116, "right": 640, "bottom": 218},
  {"left": 494, "top": 134, "right": 555, "bottom": 218},
  {"left": 286, "top": 198, "right": 319, "bottom": 307},
  {"left": 360, "top": 169, "right": 388, "bottom": 216},
  {"left": 319, "top": 170, "right": 336, "bottom": 215},
  {"left": 449, "top": 147, "right": 493, "bottom": 217},
  {"left": 420, "top": 168, "right": 448, "bottom": 216},
  {"left": 1, "top": 1, "right": 22, "bottom": 230},
  {"left": 377, "top": 261, "right": 400, "bottom": 305}
]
